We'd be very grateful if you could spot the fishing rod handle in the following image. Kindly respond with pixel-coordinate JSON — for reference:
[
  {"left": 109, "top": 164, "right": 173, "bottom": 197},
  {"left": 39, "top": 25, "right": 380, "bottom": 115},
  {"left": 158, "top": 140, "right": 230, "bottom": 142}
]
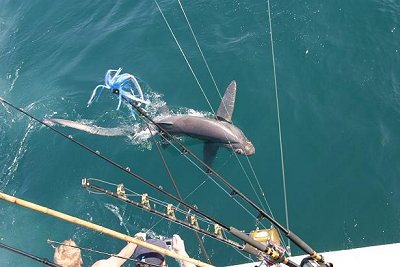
[{"left": 287, "top": 231, "right": 324, "bottom": 263}]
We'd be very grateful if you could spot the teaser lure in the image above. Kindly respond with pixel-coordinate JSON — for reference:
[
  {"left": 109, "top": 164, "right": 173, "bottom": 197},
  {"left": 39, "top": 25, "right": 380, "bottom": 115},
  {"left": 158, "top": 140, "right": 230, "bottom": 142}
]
[{"left": 88, "top": 68, "right": 150, "bottom": 118}]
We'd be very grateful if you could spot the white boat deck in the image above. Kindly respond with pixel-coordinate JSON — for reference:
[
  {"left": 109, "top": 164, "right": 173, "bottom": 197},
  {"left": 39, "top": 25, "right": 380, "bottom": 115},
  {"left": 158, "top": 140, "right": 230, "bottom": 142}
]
[{"left": 228, "top": 243, "right": 400, "bottom": 267}]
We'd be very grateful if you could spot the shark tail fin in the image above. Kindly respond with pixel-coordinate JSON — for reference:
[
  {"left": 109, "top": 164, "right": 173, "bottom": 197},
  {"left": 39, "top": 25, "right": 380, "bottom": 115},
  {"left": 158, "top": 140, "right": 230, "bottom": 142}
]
[{"left": 46, "top": 118, "right": 131, "bottom": 136}]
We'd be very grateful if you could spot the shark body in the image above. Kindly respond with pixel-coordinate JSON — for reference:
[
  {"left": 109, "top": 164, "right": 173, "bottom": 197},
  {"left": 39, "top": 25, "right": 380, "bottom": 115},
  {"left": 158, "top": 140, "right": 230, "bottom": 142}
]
[{"left": 49, "top": 81, "right": 255, "bottom": 167}]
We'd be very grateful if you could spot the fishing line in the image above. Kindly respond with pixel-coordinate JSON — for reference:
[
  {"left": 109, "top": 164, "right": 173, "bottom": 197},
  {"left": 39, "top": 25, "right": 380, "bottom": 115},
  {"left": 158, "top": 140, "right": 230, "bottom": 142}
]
[
  {"left": 135, "top": 110, "right": 267, "bottom": 227},
  {"left": 265, "top": 0, "right": 291, "bottom": 251},
  {"left": 145, "top": 176, "right": 210, "bottom": 235},
  {"left": 0, "top": 97, "right": 231, "bottom": 231},
  {"left": 222, "top": 230, "right": 254, "bottom": 263},
  {"left": 129, "top": 130, "right": 270, "bottom": 245},
  {"left": 231, "top": 151, "right": 269, "bottom": 212},
  {"left": 86, "top": 189, "right": 108, "bottom": 195},
  {"left": 0, "top": 97, "right": 323, "bottom": 264},
  {"left": 153, "top": 0, "right": 215, "bottom": 114},
  {"left": 138, "top": 118, "right": 299, "bottom": 263},
  {"left": 156, "top": 133, "right": 251, "bottom": 215},
  {"left": 86, "top": 179, "right": 215, "bottom": 231},
  {"left": 154, "top": 131, "right": 268, "bottom": 229},
  {"left": 154, "top": 2, "right": 269, "bottom": 215},
  {"left": 88, "top": 180, "right": 175, "bottom": 209},
  {"left": 243, "top": 156, "right": 288, "bottom": 252},
  {"left": 132, "top": 103, "right": 276, "bottom": 227},
  {"left": 176, "top": 0, "right": 222, "bottom": 98},
  {"left": 83, "top": 180, "right": 247, "bottom": 252},
  {"left": 164, "top": 0, "right": 273, "bottom": 218},
  {"left": 89, "top": 179, "right": 213, "bottom": 226},
  {"left": 129, "top": 104, "right": 319, "bottom": 265},
  {"left": 244, "top": 156, "right": 272, "bottom": 216}
]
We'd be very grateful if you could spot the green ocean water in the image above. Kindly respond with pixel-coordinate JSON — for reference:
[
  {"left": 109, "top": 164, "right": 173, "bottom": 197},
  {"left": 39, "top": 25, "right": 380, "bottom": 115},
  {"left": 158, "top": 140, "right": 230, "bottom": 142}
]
[{"left": 1, "top": 0, "right": 399, "bottom": 266}]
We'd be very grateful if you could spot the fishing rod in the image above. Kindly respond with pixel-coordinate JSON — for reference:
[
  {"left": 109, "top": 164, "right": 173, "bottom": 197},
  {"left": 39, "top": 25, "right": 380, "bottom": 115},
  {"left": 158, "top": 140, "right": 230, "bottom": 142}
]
[
  {"left": 0, "top": 192, "right": 212, "bottom": 267},
  {"left": 0, "top": 97, "right": 299, "bottom": 267},
  {"left": 82, "top": 178, "right": 302, "bottom": 266},
  {"left": 0, "top": 97, "right": 228, "bottom": 229},
  {"left": 0, "top": 242, "right": 59, "bottom": 267},
  {"left": 126, "top": 97, "right": 330, "bottom": 265}
]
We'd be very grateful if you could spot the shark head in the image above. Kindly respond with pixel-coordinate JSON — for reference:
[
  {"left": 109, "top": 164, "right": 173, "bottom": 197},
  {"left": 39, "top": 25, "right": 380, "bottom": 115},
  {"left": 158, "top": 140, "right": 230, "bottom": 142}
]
[
  {"left": 233, "top": 140, "right": 255, "bottom": 155},
  {"left": 216, "top": 80, "right": 255, "bottom": 157},
  {"left": 225, "top": 125, "right": 255, "bottom": 155}
]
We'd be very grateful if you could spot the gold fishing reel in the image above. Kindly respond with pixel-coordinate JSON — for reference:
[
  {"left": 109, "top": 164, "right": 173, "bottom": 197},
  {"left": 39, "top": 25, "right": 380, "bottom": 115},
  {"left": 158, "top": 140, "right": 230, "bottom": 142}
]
[{"left": 249, "top": 227, "right": 281, "bottom": 246}]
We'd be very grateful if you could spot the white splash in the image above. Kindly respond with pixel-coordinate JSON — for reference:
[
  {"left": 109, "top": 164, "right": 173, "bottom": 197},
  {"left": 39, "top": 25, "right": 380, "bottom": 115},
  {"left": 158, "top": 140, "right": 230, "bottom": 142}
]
[
  {"left": 1, "top": 120, "right": 35, "bottom": 191},
  {"left": 104, "top": 203, "right": 130, "bottom": 235},
  {"left": 7, "top": 61, "right": 23, "bottom": 93}
]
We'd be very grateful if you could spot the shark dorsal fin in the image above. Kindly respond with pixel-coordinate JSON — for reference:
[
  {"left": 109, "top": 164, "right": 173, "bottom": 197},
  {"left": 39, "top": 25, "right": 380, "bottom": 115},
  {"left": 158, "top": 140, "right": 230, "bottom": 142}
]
[{"left": 216, "top": 80, "right": 236, "bottom": 123}]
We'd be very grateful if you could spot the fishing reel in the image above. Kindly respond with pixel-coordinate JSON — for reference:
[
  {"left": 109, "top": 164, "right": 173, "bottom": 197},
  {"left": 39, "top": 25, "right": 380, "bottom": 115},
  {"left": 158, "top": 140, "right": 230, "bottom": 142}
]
[
  {"left": 300, "top": 257, "right": 333, "bottom": 267},
  {"left": 260, "top": 240, "right": 286, "bottom": 266}
]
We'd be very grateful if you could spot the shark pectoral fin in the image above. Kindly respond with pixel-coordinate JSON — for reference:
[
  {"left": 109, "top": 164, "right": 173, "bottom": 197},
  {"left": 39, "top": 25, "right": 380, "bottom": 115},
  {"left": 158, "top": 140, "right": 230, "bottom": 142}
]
[
  {"left": 47, "top": 118, "right": 131, "bottom": 137},
  {"left": 216, "top": 80, "right": 237, "bottom": 123},
  {"left": 203, "top": 142, "right": 219, "bottom": 172}
]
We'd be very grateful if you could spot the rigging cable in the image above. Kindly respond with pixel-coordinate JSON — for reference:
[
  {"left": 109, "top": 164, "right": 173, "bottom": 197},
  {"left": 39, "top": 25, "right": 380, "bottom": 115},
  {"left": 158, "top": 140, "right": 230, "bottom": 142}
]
[
  {"left": 158, "top": 0, "right": 273, "bottom": 221},
  {"left": 265, "top": 0, "right": 291, "bottom": 251}
]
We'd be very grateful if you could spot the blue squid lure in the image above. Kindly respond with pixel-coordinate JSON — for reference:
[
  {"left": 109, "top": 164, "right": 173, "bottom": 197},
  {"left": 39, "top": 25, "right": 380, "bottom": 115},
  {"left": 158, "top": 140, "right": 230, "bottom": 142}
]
[{"left": 87, "top": 68, "right": 150, "bottom": 118}]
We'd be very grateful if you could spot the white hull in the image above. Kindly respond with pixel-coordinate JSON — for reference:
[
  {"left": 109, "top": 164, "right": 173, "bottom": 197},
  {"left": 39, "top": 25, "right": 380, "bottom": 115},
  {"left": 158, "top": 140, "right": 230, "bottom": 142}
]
[{"left": 229, "top": 243, "right": 400, "bottom": 267}]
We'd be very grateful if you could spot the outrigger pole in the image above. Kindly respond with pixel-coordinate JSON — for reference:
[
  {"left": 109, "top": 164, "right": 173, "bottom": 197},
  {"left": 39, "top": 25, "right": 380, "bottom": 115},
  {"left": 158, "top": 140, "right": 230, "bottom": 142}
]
[{"left": 0, "top": 192, "right": 212, "bottom": 267}]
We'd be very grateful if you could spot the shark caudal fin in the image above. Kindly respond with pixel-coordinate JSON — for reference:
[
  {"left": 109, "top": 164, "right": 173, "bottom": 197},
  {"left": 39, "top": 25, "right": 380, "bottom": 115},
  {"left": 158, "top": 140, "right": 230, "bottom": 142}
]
[
  {"left": 46, "top": 118, "right": 132, "bottom": 136},
  {"left": 216, "top": 80, "right": 236, "bottom": 123}
]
